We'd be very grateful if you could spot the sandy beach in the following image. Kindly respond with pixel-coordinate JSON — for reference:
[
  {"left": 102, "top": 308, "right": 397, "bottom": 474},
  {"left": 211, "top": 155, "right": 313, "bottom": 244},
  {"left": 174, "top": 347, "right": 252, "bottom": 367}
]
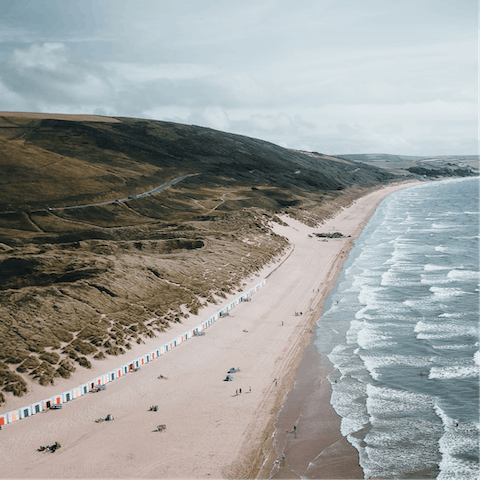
[{"left": 0, "top": 182, "right": 416, "bottom": 479}]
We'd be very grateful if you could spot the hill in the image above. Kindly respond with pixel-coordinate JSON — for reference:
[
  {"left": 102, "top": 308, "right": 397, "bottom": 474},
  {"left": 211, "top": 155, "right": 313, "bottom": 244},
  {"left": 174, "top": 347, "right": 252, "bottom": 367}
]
[
  {"left": 0, "top": 112, "right": 398, "bottom": 405},
  {"left": 337, "top": 153, "right": 479, "bottom": 178}
]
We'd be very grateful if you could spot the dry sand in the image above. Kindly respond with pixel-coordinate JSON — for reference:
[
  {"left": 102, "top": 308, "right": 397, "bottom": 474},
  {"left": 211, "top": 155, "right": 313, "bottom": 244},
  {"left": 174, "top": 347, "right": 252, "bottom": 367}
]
[{"left": 0, "top": 182, "right": 417, "bottom": 479}]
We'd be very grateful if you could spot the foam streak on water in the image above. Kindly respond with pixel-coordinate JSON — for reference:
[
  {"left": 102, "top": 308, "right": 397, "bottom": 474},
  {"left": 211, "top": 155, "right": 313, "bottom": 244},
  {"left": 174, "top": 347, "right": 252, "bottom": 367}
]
[{"left": 315, "top": 178, "right": 479, "bottom": 479}]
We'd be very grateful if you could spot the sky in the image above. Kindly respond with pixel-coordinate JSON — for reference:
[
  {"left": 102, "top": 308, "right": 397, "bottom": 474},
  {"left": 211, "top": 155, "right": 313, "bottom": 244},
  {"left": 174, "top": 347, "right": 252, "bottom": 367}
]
[{"left": 0, "top": 0, "right": 478, "bottom": 156}]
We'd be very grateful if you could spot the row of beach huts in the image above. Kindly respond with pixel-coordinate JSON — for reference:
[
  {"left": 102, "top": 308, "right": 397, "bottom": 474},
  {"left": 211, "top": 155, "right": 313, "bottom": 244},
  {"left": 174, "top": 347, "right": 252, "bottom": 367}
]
[{"left": 0, "top": 279, "right": 267, "bottom": 428}]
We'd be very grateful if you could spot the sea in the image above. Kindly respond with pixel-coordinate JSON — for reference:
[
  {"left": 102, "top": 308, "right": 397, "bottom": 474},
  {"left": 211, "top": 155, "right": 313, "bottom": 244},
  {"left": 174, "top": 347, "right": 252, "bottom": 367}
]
[{"left": 313, "top": 177, "right": 479, "bottom": 479}]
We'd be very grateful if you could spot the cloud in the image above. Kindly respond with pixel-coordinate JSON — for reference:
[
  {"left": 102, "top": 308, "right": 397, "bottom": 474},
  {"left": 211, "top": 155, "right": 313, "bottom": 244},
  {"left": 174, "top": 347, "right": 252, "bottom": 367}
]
[
  {"left": 0, "top": 43, "right": 115, "bottom": 113},
  {"left": 0, "top": 0, "right": 476, "bottom": 156}
]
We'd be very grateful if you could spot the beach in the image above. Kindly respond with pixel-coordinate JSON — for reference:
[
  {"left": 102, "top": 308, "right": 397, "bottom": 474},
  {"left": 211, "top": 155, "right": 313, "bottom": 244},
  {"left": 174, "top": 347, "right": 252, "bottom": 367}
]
[{"left": 0, "top": 182, "right": 416, "bottom": 479}]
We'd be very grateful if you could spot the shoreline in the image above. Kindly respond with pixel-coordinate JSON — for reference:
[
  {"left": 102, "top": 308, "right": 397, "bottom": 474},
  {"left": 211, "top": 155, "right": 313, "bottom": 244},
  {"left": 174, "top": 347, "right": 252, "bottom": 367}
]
[
  {"left": 244, "top": 181, "right": 419, "bottom": 480},
  {"left": 0, "top": 181, "right": 417, "bottom": 479}
]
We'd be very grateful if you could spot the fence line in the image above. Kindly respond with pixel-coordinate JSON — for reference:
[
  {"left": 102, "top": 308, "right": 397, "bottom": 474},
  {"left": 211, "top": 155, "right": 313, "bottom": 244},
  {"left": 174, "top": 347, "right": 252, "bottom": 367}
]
[{"left": 0, "top": 279, "right": 267, "bottom": 427}]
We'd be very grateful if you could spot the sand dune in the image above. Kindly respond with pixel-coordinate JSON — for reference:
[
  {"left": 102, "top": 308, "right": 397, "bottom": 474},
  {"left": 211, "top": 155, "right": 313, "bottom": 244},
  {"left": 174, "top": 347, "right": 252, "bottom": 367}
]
[{"left": 0, "top": 182, "right": 416, "bottom": 479}]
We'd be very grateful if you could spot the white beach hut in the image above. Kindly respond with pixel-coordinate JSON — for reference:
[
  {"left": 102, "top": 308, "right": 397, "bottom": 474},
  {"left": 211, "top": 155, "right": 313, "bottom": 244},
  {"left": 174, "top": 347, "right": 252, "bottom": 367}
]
[{"left": 7, "top": 410, "right": 20, "bottom": 423}]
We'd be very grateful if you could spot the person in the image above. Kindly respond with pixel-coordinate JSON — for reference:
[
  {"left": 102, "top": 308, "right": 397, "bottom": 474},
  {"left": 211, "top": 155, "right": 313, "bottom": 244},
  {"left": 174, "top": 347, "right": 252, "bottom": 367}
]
[
  {"left": 236, "top": 389, "right": 238, "bottom": 395},
  {"left": 239, "top": 388, "right": 242, "bottom": 394},
  {"left": 281, "top": 321, "right": 283, "bottom": 325},
  {"left": 249, "top": 386, "right": 251, "bottom": 393},
  {"left": 293, "top": 425, "right": 297, "bottom": 432}
]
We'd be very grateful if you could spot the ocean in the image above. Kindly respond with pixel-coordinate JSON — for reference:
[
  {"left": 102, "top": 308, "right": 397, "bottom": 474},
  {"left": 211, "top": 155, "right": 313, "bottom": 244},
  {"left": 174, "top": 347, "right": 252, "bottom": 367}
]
[{"left": 313, "top": 178, "right": 479, "bottom": 479}]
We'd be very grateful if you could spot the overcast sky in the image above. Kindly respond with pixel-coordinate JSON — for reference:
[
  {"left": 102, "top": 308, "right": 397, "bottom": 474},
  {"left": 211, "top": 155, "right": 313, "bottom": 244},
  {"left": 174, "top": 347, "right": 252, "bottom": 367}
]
[{"left": 0, "top": 0, "right": 477, "bottom": 155}]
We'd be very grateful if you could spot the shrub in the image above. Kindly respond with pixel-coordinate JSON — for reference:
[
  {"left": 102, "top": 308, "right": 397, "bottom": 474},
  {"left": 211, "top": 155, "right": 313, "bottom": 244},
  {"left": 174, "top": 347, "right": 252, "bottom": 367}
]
[
  {"left": 76, "top": 357, "right": 91, "bottom": 369},
  {"left": 16, "top": 356, "right": 40, "bottom": 373},
  {"left": 52, "top": 327, "right": 74, "bottom": 343},
  {"left": 3, "top": 348, "right": 29, "bottom": 364},
  {"left": 56, "top": 359, "right": 76, "bottom": 379},
  {"left": 62, "top": 346, "right": 79, "bottom": 360},
  {"left": 70, "top": 339, "right": 97, "bottom": 356},
  {"left": 39, "top": 351, "right": 60, "bottom": 364},
  {"left": 105, "top": 345, "right": 120, "bottom": 356},
  {"left": 31, "top": 362, "right": 58, "bottom": 386},
  {"left": 3, "top": 372, "right": 27, "bottom": 396}
]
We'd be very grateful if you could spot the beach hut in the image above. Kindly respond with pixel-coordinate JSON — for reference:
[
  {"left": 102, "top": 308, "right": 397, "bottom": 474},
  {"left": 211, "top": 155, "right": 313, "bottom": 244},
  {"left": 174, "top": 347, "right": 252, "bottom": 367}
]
[
  {"left": 73, "top": 387, "right": 82, "bottom": 399},
  {"left": 7, "top": 410, "right": 20, "bottom": 423},
  {"left": 62, "top": 390, "right": 74, "bottom": 403},
  {"left": 108, "top": 370, "right": 116, "bottom": 382},
  {"left": 19, "top": 405, "right": 32, "bottom": 419},
  {"left": 31, "top": 402, "right": 43, "bottom": 415},
  {"left": 0, "top": 413, "right": 7, "bottom": 426}
]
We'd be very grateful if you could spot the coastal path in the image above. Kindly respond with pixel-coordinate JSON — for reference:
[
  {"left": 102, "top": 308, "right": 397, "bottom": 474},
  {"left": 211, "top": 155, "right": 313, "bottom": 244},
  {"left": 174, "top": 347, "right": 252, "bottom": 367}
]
[{"left": 46, "top": 173, "right": 199, "bottom": 211}]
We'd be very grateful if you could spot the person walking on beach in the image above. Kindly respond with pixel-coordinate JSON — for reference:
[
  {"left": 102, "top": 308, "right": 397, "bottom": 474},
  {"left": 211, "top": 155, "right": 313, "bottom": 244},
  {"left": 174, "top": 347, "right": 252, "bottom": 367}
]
[
  {"left": 249, "top": 386, "right": 251, "bottom": 393},
  {"left": 239, "top": 388, "right": 242, "bottom": 394}
]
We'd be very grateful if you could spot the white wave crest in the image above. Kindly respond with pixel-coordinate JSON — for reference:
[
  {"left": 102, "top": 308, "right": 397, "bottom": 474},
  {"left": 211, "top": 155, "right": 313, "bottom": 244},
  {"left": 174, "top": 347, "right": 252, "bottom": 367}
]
[
  {"left": 428, "top": 365, "right": 479, "bottom": 379},
  {"left": 435, "top": 403, "right": 480, "bottom": 480},
  {"left": 424, "top": 264, "right": 451, "bottom": 271},
  {"left": 361, "top": 354, "right": 435, "bottom": 380},
  {"left": 474, "top": 350, "right": 480, "bottom": 366},
  {"left": 447, "top": 269, "right": 480, "bottom": 281},
  {"left": 414, "top": 320, "right": 478, "bottom": 339},
  {"left": 430, "top": 286, "right": 471, "bottom": 299}
]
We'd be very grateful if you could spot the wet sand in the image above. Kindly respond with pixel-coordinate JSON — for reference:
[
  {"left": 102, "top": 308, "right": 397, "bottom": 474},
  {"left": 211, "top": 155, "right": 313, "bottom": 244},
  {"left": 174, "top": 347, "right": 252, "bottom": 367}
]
[{"left": 270, "top": 343, "right": 363, "bottom": 479}]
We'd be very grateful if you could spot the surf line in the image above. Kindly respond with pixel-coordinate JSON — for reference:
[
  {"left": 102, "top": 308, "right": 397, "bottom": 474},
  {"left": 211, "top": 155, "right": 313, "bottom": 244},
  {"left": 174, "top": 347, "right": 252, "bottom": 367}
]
[{"left": 0, "top": 279, "right": 267, "bottom": 427}]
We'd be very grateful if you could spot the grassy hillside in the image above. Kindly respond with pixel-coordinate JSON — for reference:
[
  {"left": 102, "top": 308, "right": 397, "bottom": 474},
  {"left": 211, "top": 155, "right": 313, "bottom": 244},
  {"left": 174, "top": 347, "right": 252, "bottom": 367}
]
[{"left": 0, "top": 112, "right": 398, "bottom": 405}]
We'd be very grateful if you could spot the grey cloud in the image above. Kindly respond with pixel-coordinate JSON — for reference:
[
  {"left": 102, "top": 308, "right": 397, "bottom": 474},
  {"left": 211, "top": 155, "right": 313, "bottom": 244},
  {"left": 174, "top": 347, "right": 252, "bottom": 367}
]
[
  {"left": 0, "top": 43, "right": 115, "bottom": 110},
  {"left": 0, "top": 0, "right": 477, "bottom": 155}
]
